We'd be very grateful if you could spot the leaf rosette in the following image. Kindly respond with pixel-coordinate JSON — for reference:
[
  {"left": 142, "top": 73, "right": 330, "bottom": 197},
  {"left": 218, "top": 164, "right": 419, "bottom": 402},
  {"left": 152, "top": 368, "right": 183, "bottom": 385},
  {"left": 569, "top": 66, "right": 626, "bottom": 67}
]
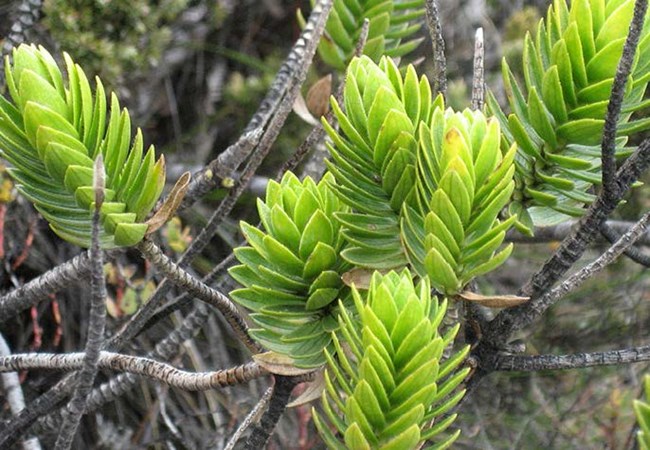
[
  {"left": 402, "top": 107, "right": 517, "bottom": 295},
  {"left": 314, "top": 271, "right": 469, "bottom": 449},
  {"left": 300, "top": 0, "right": 425, "bottom": 70},
  {"left": 0, "top": 44, "right": 165, "bottom": 248},
  {"left": 488, "top": 0, "right": 650, "bottom": 228},
  {"left": 325, "top": 55, "right": 439, "bottom": 270},
  {"left": 229, "top": 172, "right": 349, "bottom": 368}
]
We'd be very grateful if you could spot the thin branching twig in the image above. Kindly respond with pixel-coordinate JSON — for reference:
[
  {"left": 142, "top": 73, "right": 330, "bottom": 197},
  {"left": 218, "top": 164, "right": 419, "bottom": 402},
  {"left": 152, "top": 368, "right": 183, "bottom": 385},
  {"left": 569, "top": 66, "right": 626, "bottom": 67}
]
[
  {"left": 292, "top": 18, "right": 367, "bottom": 181},
  {"left": 137, "top": 238, "right": 261, "bottom": 353},
  {"left": 0, "top": 352, "right": 266, "bottom": 390},
  {"left": 140, "top": 251, "right": 238, "bottom": 334},
  {"left": 506, "top": 219, "right": 650, "bottom": 245},
  {"left": 225, "top": 386, "right": 274, "bottom": 450},
  {"left": 424, "top": 0, "right": 447, "bottom": 96},
  {"left": 0, "top": 333, "right": 42, "bottom": 450},
  {"left": 601, "top": 0, "right": 648, "bottom": 196},
  {"left": 181, "top": 0, "right": 334, "bottom": 206},
  {"left": 34, "top": 304, "right": 212, "bottom": 439},
  {"left": 471, "top": 27, "right": 485, "bottom": 111},
  {"left": 0, "top": 252, "right": 92, "bottom": 322},
  {"left": 600, "top": 221, "right": 650, "bottom": 267},
  {"left": 55, "top": 159, "right": 108, "bottom": 449},
  {"left": 244, "top": 375, "right": 301, "bottom": 449},
  {"left": 493, "top": 345, "right": 650, "bottom": 371}
]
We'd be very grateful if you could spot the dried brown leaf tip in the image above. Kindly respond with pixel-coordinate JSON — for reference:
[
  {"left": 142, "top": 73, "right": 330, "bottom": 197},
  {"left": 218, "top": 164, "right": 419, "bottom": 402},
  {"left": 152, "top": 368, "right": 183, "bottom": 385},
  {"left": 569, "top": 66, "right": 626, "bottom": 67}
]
[
  {"left": 146, "top": 171, "right": 191, "bottom": 234},
  {"left": 341, "top": 268, "right": 392, "bottom": 290},
  {"left": 288, "top": 369, "right": 325, "bottom": 407},
  {"left": 456, "top": 291, "right": 530, "bottom": 308},
  {"left": 252, "top": 352, "right": 316, "bottom": 376},
  {"left": 306, "top": 74, "right": 332, "bottom": 118}
]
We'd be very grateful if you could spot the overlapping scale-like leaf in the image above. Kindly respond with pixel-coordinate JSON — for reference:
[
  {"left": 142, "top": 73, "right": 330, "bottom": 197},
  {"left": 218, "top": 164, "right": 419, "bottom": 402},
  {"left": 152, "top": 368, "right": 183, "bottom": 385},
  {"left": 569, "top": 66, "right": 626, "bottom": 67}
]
[
  {"left": 229, "top": 172, "right": 349, "bottom": 368},
  {"left": 402, "top": 107, "right": 517, "bottom": 295},
  {"left": 635, "top": 375, "right": 650, "bottom": 450},
  {"left": 0, "top": 44, "right": 165, "bottom": 248},
  {"left": 313, "top": 271, "right": 469, "bottom": 449},
  {"left": 488, "top": 0, "right": 650, "bottom": 229},
  {"left": 325, "top": 55, "right": 439, "bottom": 270},
  {"left": 300, "top": 0, "right": 425, "bottom": 70}
]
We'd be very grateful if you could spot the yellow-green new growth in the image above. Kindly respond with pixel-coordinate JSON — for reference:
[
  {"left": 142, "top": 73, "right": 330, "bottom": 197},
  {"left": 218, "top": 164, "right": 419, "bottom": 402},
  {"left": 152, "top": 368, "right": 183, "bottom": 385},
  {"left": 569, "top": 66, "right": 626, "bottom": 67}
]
[
  {"left": 403, "top": 108, "right": 517, "bottom": 295},
  {"left": 229, "top": 172, "right": 349, "bottom": 368},
  {"left": 314, "top": 271, "right": 469, "bottom": 449},
  {"left": 0, "top": 44, "right": 165, "bottom": 248}
]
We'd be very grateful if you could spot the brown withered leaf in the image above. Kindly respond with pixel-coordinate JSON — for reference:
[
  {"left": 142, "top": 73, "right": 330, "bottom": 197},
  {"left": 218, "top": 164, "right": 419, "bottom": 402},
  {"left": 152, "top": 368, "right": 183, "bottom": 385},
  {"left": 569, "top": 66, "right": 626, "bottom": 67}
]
[
  {"left": 341, "top": 268, "right": 391, "bottom": 290},
  {"left": 287, "top": 369, "right": 325, "bottom": 407},
  {"left": 292, "top": 92, "right": 319, "bottom": 126},
  {"left": 457, "top": 291, "right": 530, "bottom": 308},
  {"left": 252, "top": 352, "right": 316, "bottom": 376},
  {"left": 145, "top": 172, "right": 191, "bottom": 234},
  {"left": 342, "top": 268, "right": 373, "bottom": 289},
  {"left": 306, "top": 74, "right": 332, "bottom": 118}
]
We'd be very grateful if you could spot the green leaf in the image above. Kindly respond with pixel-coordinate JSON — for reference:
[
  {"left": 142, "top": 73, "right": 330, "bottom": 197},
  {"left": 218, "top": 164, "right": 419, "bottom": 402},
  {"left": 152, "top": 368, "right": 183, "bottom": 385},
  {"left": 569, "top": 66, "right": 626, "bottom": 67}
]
[
  {"left": 586, "top": 38, "right": 626, "bottom": 81},
  {"left": 462, "top": 243, "right": 513, "bottom": 281},
  {"left": 344, "top": 423, "right": 372, "bottom": 450},
  {"left": 508, "top": 113, "right": 543, "bottom": 160},
  {"left": 528, "top": 87, "right": 557, "bottom": 147},
  {"left": 303, "top": 241, "right": 338, "bottom": 279},
  {"left": 263, "top": 234, "right": 304, "bottom": 277},
  {"left": 595, "top": 0, "right": 634, "bottom": 48},
  {"left": 429, "top": 190, "right": 464, "bottom": 245},
  {"left": 424, "top": 248, "right": 460, "bottom": 294},
  {"left": 299, "top": 209, "right": 334, "bottom": 260},
  {"left": 379, "top": 424, "right": 420, "bottom": 450},
  {"left": 556, "top": 118, "right": 604, "bottom": 145}
]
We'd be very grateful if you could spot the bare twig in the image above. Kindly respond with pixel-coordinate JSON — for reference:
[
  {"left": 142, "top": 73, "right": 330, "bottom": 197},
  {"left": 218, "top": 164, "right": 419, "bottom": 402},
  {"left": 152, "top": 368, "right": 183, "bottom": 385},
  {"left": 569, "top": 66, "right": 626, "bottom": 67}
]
[
  {"left": 506, "top": 219, "right": 650, "bottom": 246},
  {"left": 27, "top": 304, "right": 212, "bottom": 441},
  {"left": 0, "top": 305, "right": 212, "bottom": 447},
  {"left": 55, "top": 161, "right": 108, "bottom": 450},
  {"left": 493, "top": 345, "right": 650, "bottom": 372},
  {"left": 471, "top": 27, "right": 485, "bottom": 111},
  {"left": 225, "top": 386, "right": 274, "bottom": 450},
  {"left": 0, "top": 371, "right": 73, "bottom": 448},
  {"left": 600, "top": 221, "right": 650, "bottom": 267},
  {"left": 0, "top": 352, "right": 266, "bottom": 390},
  {"left": 0, "top": 0, "right": 43, "bottom": 88},
  {"left": 181, "top": 128, "right": 263, "bottom": 210},
  {"left": 0, "top": 252, "right": 93, "bottom": 322},
  {"left": 0, "top": 333, "right": 42, "bottom": 450},
  {"left": 424, "top": 0, "right": 447, "bottom": 96},
  {"left": 244, "top": 375, "right": 300, "bottom": 449},
  {"left": 354, "top": 19, "right": 370, "bottom": 59},
  {"left": 512, "top": 211, "right": 650, "bottom": 331},
  {"left": 136, "top": 239, "right": 261, "bottom": 354},
  {"left": 601, "top": 0, "right": 648, "bottom": 196},
  {"left": 297, "top": 20, "right": 364, "bottom": 181},
  {"left": 140, "top": 251, "right": 238, "bottom": 333}
]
